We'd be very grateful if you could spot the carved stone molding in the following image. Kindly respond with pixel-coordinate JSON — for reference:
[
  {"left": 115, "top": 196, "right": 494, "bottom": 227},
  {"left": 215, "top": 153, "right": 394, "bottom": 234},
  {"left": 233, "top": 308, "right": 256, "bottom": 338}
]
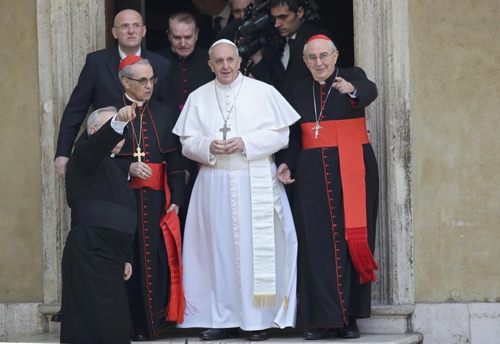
[
  {"left": 37, "top": 0, "right": 105, "bottom": 320},
  {"left": 353, "top": 0, "right": 414, "bottom": 306}
]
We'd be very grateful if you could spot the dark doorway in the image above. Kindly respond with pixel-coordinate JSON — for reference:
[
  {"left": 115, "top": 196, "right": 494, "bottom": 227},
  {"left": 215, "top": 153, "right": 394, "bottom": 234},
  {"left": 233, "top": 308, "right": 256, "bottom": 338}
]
[{"left": 105, "top": 0, "right": 354, "bottom": 66}]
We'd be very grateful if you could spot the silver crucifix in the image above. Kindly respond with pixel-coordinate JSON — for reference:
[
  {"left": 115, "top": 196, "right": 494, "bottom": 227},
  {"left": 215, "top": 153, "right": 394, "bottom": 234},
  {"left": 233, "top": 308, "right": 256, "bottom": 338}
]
[
  {"left": 312, "top": 122, "right": 322, "bottom": 139},
  {"left": 219, "top": 122, "right": 231, "bottom": 140}
]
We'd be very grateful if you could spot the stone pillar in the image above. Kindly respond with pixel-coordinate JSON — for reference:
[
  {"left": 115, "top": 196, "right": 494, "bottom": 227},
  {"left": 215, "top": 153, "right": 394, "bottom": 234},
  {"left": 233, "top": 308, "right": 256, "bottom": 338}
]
[
  {"left": 353, "top": 0, "right": 414, "bottom": 333},
  {"left": 37, "top": 0, "right": 105, "bottom": 330}
]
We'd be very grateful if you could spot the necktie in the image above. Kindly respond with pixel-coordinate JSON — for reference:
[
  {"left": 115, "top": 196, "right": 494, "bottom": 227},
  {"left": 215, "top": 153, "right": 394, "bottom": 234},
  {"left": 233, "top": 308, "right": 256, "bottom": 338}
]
[
  {"left": 214, "top": 16, "right": 223, "bottom": 35},
  {"left": 281, "top": 38, "right": 295, "bottom": 69}
]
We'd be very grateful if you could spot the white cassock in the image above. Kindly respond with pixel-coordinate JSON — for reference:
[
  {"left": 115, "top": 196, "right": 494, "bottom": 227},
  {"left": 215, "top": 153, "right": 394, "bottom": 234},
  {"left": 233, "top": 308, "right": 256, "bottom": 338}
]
[{"left": 173, "top": 73, "right": 300, "bottom": 330}]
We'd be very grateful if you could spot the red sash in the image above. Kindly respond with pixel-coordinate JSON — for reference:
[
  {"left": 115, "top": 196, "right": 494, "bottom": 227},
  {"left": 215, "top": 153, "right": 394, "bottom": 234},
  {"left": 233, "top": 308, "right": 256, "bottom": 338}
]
[
  {"left": 130, "top": 162, "right": 185, "bottom": 322},
  {"left": 301, "top": 118, "right": 378, "bottom": 283}
]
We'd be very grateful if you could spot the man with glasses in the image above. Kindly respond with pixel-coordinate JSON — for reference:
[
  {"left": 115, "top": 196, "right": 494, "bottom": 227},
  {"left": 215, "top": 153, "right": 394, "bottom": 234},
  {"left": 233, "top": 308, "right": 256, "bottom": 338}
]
[
  {"left": 114, "top": 55, "right": 185, "bottom": 341},
  {"left": 277, "top": 34, "right": 379, "bottom": 340},
  {"left": 54, "top": 9, "right": 175, "bottom": 180}
]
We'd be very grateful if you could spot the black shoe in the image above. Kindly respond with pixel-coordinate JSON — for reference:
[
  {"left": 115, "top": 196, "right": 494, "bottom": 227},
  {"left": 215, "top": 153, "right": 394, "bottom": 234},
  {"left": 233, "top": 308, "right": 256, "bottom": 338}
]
[
  {"left": 340, "top": 323, "right": 361, "bottom": 339},
  {"left": 199, "top": 328, "right": 240, "bottom": 340},
  {"left": 50, "top": 310, "right": 61, "bottom": 322},
  {"left": 303, "top": 327, "right": 341, "bottom": 340},
  {"left": 131, "top": 333, "right": 149, "bottom": 341},
  {"left": 248, "top": 330, "right": 269, "bottom": 341}
]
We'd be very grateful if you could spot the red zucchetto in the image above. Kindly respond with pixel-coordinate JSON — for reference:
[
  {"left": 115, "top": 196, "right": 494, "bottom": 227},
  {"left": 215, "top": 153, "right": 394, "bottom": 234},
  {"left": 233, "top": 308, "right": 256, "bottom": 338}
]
[
  {"left": 118, "top": 55, "right": 143, "bottom": 71},
  {"left": 305, "top": 34, "right": 332, "bottom": 44}
]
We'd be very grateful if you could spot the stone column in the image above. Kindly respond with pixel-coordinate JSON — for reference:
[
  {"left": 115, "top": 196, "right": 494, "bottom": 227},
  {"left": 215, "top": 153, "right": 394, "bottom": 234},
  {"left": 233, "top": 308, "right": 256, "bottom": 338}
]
[
  {"left": 353, "top": 0, "right": 414, "bottom": 334},
  {"left": 37, "top": 0, "right": 105, "bottom": 330}
]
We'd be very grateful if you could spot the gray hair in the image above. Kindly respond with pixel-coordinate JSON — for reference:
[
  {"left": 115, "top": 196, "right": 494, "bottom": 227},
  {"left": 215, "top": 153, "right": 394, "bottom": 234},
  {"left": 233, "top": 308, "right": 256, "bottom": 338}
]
[
  {"left": 87, "top": 106, "right": 118, "bottom": 134},
  {"left": 303, "top": 39, "right": 337, "bottom": 55},
  {"left": 168, "top": 12, "right": 197, "bottom": 31},
  {"left": 118, "top": 59, "right": 151, "bottom": 80}
]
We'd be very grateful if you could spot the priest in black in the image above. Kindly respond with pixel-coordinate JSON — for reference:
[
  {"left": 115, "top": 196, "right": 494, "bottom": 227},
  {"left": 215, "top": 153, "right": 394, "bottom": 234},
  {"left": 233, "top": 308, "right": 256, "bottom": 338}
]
[
  {"left": 277, "top": 35, "right": 379, "bottom": 340},
  {"left": 114, "top": 56, "right": 186, "bottom": 340},
  {"left": 156, "top": 12, "right": 214, "bottom": 231},
  {"left": 156, "top": 12, "right": 214, "bottom": 111},
  {"left": 61, "top": 106, "right": 137, "bottom": 344}
]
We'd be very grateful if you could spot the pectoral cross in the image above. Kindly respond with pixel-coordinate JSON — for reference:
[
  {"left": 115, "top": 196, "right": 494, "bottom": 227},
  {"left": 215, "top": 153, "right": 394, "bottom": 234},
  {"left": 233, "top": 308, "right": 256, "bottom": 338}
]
[
  {"left": 133, "top": 146, "right": 145, "bottom": 162},
  {"left": 312, "top": 122, "right": 322, "bottom": 139},
  {"left": 219, "top": 122, "right": 231, "bottom": 140}
]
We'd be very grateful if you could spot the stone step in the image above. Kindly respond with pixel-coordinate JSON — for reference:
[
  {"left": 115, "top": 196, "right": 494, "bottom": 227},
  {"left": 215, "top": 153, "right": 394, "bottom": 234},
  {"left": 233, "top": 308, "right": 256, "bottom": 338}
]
[{"left": 10, "top": 331, "right": 423, "bottom": 344}]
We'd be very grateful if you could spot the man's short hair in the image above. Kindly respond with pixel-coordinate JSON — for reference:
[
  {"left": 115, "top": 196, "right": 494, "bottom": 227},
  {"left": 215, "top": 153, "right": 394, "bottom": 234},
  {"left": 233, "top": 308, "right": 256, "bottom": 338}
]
[
  {"left": 87, "top": 106, "right": 118, "bottom": 134},
  {"left": 269, "top": 0, "right": 301, "bottom": 13},
  {"left": 168, "top": 12, "right": 198, "bottom": 32},
  {"left": 303, "top": 39, "right": 337, "bottom": 55},
  {"left": 118, "top": 59, "right": 151, "bottom": 80}
]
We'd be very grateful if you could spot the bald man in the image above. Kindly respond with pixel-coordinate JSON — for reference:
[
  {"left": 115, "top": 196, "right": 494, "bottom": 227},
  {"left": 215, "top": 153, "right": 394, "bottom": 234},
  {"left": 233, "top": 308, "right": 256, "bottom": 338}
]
[{"left": 54, "top": 9, "right": 176, "bottom": 180}]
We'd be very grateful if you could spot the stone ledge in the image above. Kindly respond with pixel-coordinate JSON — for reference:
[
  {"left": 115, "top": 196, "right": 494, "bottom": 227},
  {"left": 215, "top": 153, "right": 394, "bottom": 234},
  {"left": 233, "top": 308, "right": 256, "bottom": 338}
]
[{"left": 10, "top": 332, "right": 423, "bottom": 343}]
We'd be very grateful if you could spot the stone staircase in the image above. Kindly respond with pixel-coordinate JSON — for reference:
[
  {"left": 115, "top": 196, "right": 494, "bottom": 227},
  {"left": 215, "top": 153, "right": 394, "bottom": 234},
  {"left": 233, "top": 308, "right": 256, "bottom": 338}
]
[{"left": 9, "top": 305, "right": 422, "bottom": 343}]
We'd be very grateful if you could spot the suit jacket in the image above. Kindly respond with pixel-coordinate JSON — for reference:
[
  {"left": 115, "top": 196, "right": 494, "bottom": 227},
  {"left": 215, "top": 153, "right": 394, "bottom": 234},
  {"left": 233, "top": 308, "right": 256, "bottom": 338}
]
[
  {"left": 65, "top": 120, "right": 137, "bottom": 236},
  {"left": 249, "top": 21, "right": 333, "bottom": 105},
  {"left": 56, "top": 46, "right": 176, "bottom": 158},
  {"left": 196, "top": 12, "right": 235, "bottom": 50}
]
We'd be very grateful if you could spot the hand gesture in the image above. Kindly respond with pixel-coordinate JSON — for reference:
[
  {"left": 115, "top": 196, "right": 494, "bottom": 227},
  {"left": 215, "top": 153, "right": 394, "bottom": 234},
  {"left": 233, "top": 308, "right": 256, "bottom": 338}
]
[
  {"left": 117, "top": 102, "right": 137, "bottom": 122},
  {"left": 333, "top": 77, "right": 355, "bottom": 95},
  {"left": 277, "top": 163, "right": 295, "bottom": 185}
]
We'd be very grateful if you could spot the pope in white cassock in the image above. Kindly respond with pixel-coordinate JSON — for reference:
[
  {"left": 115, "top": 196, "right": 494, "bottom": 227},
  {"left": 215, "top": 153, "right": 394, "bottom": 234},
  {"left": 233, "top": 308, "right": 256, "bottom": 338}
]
[{"left": 173, "top": 39, "right": 300, "bottom": 341}]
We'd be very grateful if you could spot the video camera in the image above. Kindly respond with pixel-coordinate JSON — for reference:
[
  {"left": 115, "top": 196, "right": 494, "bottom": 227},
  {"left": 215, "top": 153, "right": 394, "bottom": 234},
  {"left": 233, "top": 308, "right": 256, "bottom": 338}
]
[{"left": 237, "top": 0, "right": 321, "bottom": 59}]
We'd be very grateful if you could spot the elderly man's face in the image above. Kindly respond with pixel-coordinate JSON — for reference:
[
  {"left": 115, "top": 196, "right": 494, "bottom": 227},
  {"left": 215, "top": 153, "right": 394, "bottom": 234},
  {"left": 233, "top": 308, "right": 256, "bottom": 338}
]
[
  {"left": 271, "top": 4, "right": 304, "bottom": 37},
  {"left": 208, "top": 43, "right": 242, "bottom": 85},
  {"left": 168, "top": 20, "right": 198, "bottom": 58},
  {"left": 122, "top": 64, "right": 155, "bottom": 102},
  {"left": 112, "top": 10, "right": 146, "bottom": 51},
  {"left": 232, "top": 0, "right": 254, "bottom": 19},
  {"left": 303, "top": 39, "right": 339, "bottom": 82}
]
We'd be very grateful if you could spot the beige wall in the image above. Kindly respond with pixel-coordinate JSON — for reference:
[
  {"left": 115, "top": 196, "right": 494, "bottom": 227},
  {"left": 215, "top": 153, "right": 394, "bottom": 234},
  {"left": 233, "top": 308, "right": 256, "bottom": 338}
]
[
  {"left": 411, "top": 0, "right": 500, "bottom": 302},
  {"left": 0, "top": 1, "right": 43, "bottom": 302}
]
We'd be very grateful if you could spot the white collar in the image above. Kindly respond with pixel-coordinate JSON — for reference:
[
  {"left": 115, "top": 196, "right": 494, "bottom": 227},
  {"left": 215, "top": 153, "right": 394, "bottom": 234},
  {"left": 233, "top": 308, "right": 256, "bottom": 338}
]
[
  {"left": 118, "top": 46, "right": 141, "bottom": 61},
  {"left": 215, "top": 72, "right": 243, "bottom": 89},
  {"left": 124, "top": 93, "right": 145, "bottom": 107},
  {"left": 214, "top": 4, "right": 231, "bottom": 21}
]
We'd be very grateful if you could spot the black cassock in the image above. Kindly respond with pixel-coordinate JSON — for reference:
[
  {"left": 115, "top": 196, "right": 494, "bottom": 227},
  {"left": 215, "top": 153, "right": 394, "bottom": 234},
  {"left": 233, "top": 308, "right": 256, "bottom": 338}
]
[
  {"left": 156, "top": 46, "right": 214, "bottom": 111},
  {"left": 114, "top": 98, "right": 185, "bottom": 337},
  {"left": 286, "top": 67, "right": 379, "bottom": 328},
  {"left": 155, "top": 46, "right": 214, "bottom": 229},
  {"left": 62, "top": 120, "right": 136, "bottom": 344}
]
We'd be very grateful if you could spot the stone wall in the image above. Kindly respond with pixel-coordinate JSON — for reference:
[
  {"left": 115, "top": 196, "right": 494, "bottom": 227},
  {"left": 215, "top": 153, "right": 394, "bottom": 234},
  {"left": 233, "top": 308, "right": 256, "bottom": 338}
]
[
  {"left": 411, "top": 0, "right": 500, "bottom": 303},
  {"left": 0, "top": 0, "right": 43, "bottom": 303}
]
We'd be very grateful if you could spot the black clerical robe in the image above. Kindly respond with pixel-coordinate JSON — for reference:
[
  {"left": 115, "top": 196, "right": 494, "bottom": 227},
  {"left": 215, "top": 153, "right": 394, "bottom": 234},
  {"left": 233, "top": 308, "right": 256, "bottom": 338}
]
[
  {"left": 61, "top": 120, "right": 136, "bottom": 344},
  {"left": 114, "top": 98, "right": 185, "bottom": 337},
  {"left": 155, "top": 46, "right": 214, "bottom": 226},
  {"left": 285, "top": 67, "right": 379, "bottom": 328},
  {"left": 156, "top": 47, "right": 214, "bottom": 110}
]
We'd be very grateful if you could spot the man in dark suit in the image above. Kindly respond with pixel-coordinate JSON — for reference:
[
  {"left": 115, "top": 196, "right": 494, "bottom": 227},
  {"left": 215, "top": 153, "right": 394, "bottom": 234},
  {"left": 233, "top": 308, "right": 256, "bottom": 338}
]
[
  {"left": 61, "top": 105, "right": 137, "bottom": 344},
  {"left": 193, "top": 0, "right": 234, "bottom": 49},
  {"left": 54, "top": 9, "right": 175, "bottom": 179},
  {"left": 248, "top": 0, "right": 333, "bottom": 104}
]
